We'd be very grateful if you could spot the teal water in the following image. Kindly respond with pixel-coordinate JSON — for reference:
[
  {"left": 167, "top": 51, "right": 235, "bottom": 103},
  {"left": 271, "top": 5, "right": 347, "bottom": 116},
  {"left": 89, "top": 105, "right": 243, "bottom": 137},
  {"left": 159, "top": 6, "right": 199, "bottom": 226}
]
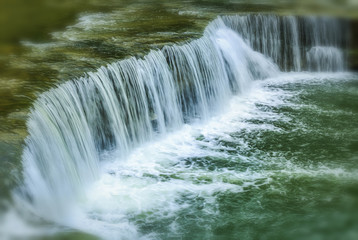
[
  {"left": 115, "top": 73, "right": 358, "bottom": 240},
  {"left": 0, "top": 1, "right": 358, "bottom": 240},
  {"left": 186, "top": 74, "right": 358, "bottom": 240},
  {"left": 4, "top": 73, "right": 357, "bottom": 240}
]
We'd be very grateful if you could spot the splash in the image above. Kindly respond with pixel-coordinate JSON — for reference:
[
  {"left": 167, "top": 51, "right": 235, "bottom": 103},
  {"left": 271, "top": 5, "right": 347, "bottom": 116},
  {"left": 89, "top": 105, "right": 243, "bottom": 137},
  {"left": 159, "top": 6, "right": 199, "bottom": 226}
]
[{"left": 16, "top": 14, "right": 349, "bottom": 238}]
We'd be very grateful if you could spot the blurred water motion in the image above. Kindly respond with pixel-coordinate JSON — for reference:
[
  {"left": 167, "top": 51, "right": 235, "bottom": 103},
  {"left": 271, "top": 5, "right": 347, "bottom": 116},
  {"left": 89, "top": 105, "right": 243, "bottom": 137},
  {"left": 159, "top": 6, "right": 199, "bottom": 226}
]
[{"left": 0, "top": 1, "right": 358, "bottom": 240}]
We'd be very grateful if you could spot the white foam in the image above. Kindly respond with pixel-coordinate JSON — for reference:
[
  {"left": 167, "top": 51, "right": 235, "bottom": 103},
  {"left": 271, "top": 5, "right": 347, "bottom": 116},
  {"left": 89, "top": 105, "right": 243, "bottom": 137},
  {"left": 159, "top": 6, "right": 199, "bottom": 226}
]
[
  {"left": 71, "top": 78, "right": 286, "bottom": 238},
  {"left": 14, "top": 12, "right": 355, "bottom": 239},
  {"left": 75, "top": 72, "right": 358, "bottom": 239}
]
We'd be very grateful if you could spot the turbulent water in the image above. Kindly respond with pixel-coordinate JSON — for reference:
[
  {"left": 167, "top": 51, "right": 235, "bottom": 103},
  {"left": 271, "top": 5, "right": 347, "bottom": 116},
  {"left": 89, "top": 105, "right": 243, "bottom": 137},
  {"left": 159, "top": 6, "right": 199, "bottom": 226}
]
[{"left": 1, "top": 14, "right": 358, "bottom": 240}]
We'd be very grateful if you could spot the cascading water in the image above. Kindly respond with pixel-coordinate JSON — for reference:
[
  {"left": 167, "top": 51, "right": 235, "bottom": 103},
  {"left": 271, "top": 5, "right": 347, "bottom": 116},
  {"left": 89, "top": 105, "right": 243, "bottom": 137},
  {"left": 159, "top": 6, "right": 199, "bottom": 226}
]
[
  {"left": 17, "top": 14, "right": 349, "bottom": 238},
  {"left": 218, "top": 15, "right": 348, "bottom": 71},
  {"left": 306, "top": 46, "right": 345, "bottom": 71}
]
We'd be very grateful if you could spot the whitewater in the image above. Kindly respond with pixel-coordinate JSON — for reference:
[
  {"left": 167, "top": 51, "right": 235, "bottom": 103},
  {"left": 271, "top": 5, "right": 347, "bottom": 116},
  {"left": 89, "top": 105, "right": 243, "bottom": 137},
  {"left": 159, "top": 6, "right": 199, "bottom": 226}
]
[{"left": 1, "top": 14, "right": 353, "bottom": 240}]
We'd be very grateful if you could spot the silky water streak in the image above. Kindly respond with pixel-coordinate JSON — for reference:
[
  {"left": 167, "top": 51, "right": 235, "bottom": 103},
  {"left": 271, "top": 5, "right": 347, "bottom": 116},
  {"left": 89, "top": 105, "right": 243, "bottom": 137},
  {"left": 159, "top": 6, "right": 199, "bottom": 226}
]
[{"left": 16, "top": 14, "right": 348, "bottom": 235}]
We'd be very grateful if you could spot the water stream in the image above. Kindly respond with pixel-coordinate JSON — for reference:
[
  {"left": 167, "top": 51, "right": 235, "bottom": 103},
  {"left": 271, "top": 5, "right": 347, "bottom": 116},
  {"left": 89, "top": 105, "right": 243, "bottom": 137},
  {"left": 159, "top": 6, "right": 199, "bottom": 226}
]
[{"left": 0, "top": 6, "right": 358, "bottom": 240}]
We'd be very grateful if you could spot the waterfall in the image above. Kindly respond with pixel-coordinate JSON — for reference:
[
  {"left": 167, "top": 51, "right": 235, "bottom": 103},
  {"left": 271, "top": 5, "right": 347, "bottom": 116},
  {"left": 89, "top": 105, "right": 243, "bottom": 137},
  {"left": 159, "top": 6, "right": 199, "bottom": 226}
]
[
  {"left": 216, "top": 15, "right": 348, "bottom": 71},
  {"left": 306, "top": 46, "right": 345, "bottom": 71},
  {"left": 18, "top": 14, "right": 349, "bottom": 224}
]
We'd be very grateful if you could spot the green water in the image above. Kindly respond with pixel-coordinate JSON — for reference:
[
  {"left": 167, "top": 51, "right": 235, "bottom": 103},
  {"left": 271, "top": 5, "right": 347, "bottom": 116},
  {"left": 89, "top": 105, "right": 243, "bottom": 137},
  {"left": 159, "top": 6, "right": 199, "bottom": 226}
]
[
  {"left": 212, "top": 76, "right": 358, "bottom": 240},
  {"left": 115, "top": 75, "right": 358, "bottom": 240},
  {"left": 1, "top": 0, "right": 358, "bottom": 239},
  {"left": 6, "top": 74, "right": 357, "bottom": 240}
]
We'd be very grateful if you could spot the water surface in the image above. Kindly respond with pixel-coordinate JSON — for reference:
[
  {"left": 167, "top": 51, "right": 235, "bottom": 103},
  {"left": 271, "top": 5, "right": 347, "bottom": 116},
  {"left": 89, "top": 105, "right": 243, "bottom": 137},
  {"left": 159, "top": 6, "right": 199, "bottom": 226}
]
[{"left": 0, "top": 1, "right": 358, "bottom": 240}]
